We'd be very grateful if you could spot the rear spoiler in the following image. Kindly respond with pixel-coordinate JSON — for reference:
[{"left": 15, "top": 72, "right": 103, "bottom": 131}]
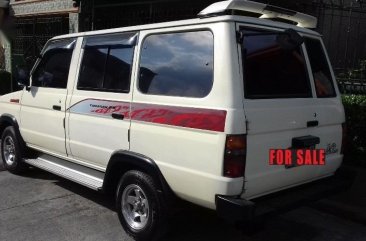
[{"left": 198, "top": 0, "right": 317, "bottom": 29}]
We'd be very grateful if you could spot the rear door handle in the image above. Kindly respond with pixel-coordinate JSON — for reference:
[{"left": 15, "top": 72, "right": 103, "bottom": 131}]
[
  {"left": 307, "top": 120, "right": 318, "bottom": 127},
  {"left": 53, "top": 105, "right": 62, "bottom": 111},
  {"left": 112, "top": 113, "right": 125, "bottom": 120}
]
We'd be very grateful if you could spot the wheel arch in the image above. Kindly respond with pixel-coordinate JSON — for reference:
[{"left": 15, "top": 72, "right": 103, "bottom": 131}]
[
  {"left": 103, "top": 151, "right": 174, "bottom": 201},
  {"left": 0, "top": 114, "right": 23, "bottom": 142}
]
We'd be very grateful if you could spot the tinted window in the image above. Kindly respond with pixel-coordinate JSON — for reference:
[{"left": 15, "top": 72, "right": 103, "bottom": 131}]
[
  {"left": 305, "top": 38, "right": 336, "bottom": 98},
  {"left": 78, "top": 47, "right": 108, "bottom": 89},
  {"left": 78, "top": 33, "right": 136, "bottom": 93},
  {"left": 242, "top": 29, "right": 311, "bottom": 99},
  {"left": 139, "top": 31, "right": 214, "bottom": 98},
  {"left": 32, "top": 38, "right": 75, "bottom": 88}
]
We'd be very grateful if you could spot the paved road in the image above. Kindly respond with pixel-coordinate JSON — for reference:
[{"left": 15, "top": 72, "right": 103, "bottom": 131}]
[{"left": 0, "top": 161, "right": 366, "bottom": 241}]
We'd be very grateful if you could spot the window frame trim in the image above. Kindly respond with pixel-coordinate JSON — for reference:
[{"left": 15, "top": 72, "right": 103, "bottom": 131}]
[
  {"left": 136, "top": 29, "right": 215, "bottom": 98},
  {"left": 239, "top": 26, "right": 313, "bottom": 100},
  {"left": 76, "top": 32, "right": 138, "bottom": 94},
  {"left": 302, "top": 36, "right": 337, "bottom": 98},
  {"left": 30, "top": 37, "right": 76, "bottom": 89}
]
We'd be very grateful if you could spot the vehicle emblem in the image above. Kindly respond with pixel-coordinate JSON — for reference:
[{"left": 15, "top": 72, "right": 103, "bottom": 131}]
[{"left": 325, "top": 143, "right": 338, "bottom": 155}]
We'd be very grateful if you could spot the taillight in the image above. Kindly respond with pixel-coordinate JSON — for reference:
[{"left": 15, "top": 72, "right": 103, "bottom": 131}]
[
  {"left": 341, "top": 123, "right": 347, "bottom": 155},
  {"left": 223, "top": 135, "right": 247, "bottom": 178}
]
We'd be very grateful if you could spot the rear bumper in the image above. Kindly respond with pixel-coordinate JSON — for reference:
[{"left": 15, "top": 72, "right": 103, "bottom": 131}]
[
  {"left": 216, "top": 195, "right": 255, "bottom": 221},
  {"left": 215, "top": 168, "right": 354, "bottom": 222}
]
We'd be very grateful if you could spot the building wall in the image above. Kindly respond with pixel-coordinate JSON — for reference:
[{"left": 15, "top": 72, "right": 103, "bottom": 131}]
[
  {"left": 10, "top": 0, "right": 77, "bottom": 17},
  {"left": 9, "top": 0, "right": 79, "bottom": 72},
  {"left": 0, "top": 32, "right": 11, "bottom": 72}
]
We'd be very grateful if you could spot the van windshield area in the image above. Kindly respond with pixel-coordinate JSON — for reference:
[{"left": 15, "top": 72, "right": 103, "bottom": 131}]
[{"left": 241, "top": 29, "right": 312, "bottom": 99}]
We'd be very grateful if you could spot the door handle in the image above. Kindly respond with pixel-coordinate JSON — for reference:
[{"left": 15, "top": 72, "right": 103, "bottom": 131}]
[
  {"left": 307, "top": 120, "right": 318, "bottom": 127},
  {"left": 112, "top": 113, "right": 125, "bottom": 120},
  {"left": 53, "top": 105, "right": 62, "bottom": 111}
]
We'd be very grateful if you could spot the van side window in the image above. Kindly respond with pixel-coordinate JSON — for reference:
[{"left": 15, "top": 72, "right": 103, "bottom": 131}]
[
  {"left": 32, "top": 38, "right": 76, "bottom": 89},
  {"left": 304, "top": 38, "right": 336, "bottom": 98},
  {"left": 242, "top": 29, "right": 311, "bottom": 99},
  {"left": 139, "top": 31, "right": 214, "bottom": 98},
  {"left": 77, "top": 33, "right": 137, "bottom": 93}
]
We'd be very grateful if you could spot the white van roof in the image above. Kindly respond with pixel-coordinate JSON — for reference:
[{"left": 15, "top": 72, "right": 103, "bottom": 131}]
[{"left": 53, "top": 15, "right": 320, "bottom": 41}]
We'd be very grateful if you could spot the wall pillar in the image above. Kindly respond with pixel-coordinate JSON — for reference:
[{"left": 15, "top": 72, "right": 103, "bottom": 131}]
[
  {"left": 69, "top": 12, "right": 78, "bottom": 33},
  {"left": 0, "top": 31, "right": 11, "bottom": 72}
]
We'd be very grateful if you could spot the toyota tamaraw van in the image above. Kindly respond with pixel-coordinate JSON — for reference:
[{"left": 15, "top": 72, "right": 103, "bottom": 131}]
[{"left": 0, "top": 1, "right": 347, "bottom": 240}]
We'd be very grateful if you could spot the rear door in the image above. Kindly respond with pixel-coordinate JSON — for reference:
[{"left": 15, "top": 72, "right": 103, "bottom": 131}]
[
  {"left": 238, "top": 26, "right": 344, "bottom": 199},
  {"left": 303, "top": 36, "right": 345, "bottom": 177},
  {"left": 67, "top": 32, "right": 137, "bottom": 169}
]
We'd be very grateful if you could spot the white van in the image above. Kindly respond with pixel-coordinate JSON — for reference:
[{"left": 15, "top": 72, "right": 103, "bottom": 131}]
[{"left": 0, "top": 1, "right": 345, "bottom": 240}]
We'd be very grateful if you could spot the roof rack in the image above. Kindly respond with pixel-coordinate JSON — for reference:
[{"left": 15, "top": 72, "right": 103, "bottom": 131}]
[{"left": 198, "top": 0, "right": 317, "bottom": 29}]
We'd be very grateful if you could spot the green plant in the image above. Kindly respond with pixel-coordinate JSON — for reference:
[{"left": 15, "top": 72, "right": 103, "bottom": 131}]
[{"left": 342, "top": 95, "right": 366, "bottom": 164}]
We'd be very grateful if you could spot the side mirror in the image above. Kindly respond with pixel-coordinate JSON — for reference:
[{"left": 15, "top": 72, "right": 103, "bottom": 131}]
[
  {"left": 15, "top": 66, "right": 30, "bottom": 89},
  {"left": 276, "top": 28, "right": 304, "bottom": 51}
]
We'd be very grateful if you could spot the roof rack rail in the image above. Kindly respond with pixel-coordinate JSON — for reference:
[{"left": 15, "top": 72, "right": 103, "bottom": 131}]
[{"left": 198, "top": 0, "right": 317, "bottom": 29}]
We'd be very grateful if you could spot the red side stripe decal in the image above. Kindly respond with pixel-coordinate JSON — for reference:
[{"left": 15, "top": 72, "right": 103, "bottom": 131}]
[
  {"left": 130, "top": 103, "right": 226, "bottom": 132},
  {"left": 69, "top": 99, "right": 227, "bottom": 132}
]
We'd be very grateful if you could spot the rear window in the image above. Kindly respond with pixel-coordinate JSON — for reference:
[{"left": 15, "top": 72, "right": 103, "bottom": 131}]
[
  {"left": 138, "top": 31, "right": 214, "bottom": 98},
  {"left": 242, "top": 29, "right": 312, "bottom": 99},
  {"left": 304, "top": 38, "right": 336, "bottom": 98}
]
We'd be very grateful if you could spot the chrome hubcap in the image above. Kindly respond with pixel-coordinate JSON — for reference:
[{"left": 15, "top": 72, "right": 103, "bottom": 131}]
[
  {"left": 122, "top": 184, "right": 150, "bottom": 230},
  {"left": 3, "top": 136, "right": 16, "bottom": 166}
]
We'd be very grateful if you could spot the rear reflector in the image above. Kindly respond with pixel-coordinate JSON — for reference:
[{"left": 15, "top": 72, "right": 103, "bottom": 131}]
[{"left": 224, "top": 135, "right": 247, "bottom": 178}]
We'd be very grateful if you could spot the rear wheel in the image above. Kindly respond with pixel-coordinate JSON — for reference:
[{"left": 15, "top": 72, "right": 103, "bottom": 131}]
[
  {"left": 116, "top": 170, "right": 167, "bottom": 241},
  {"left": 1, "top": 126, "right": 27, "bottom": 174}
]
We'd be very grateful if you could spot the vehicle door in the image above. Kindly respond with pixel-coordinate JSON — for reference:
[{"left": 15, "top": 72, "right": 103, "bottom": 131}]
[
  {"left": 67, "top": 32, "right": 137, "bottom": 169},
  {"left": 20, "top": 38, "right": 76, "bottom": 156},
  {"left": 238, "top": 26, "right": 343, "bottom": 199},
  {"left": 302, "top": 36, "right": 345, "bottom": 178}
]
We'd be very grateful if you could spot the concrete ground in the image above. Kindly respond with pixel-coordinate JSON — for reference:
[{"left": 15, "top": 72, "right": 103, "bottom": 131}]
[{"left": 0, "top": 159, "right": 366, "bottom": 241}]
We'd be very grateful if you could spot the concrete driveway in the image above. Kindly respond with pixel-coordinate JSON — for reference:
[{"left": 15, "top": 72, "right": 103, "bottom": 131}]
[{"left": 0, "top": 160, "right": 366, "bottom": 241}]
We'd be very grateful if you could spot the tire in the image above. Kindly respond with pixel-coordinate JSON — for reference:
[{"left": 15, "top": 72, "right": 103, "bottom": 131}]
[
  {"left": 116, "top": 170, "right": 167, "bottom": 241},
  {"left": 1, "top": 126, "right": 27, "bottom": 174}
]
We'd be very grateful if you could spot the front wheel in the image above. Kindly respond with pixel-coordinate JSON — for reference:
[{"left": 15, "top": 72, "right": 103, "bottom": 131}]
[
  {"left": 116, "top": 170, "right": 167, "bottom": 241},
  {"left": 1, "top": 126, "right": 27, "bottom": 174}
]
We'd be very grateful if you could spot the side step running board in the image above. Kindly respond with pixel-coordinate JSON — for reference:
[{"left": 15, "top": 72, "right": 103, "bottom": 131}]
[{"left": 25, "top": 154, "right": 104, "bottom": 191}]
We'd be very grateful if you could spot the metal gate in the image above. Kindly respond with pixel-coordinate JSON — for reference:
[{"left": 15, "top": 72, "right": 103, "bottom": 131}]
[
  {"left": 12, "top": 15, "right": 69, "bottom": 69},
  {"left": 267, "top": 0, "right": 366, "bottom": 94},
  {"left": 91, "top": 0, "right": 215, "bottom": 30},
  {"left": 10, "top": 0, "right": 365, "bottom": 94},
  {"left": 316, "top": 1, "right": 366, "bottom": 94},
  {"left": 90, "top": 0, "right": 366, "bottom": 94}
]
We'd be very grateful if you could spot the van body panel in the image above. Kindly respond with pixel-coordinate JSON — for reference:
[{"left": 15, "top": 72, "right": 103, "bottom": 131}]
[
  {"left": 53, "top": 16, "right": 320, "bottom": 41},
  {"left": 129, "top": 22, "right": 246, "bottom": 207},
  {"left": 19, "top": 37, "right": 80, "bottom": 156},
  {"left": 66, "top": 34, "right": 135, "bottom": 169},
  {"left": 0, "top": 91, "right": 23, "bottom": 121}
]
